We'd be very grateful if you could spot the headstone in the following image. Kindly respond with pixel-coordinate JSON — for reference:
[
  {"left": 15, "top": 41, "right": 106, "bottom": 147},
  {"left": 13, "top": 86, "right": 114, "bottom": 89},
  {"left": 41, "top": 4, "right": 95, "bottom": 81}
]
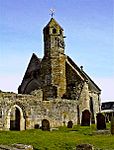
[
  {"left": 96, "top": 113, "right": 106, "bottom": 130},
  {"left": 76, "top": 144, "right": 94, "bottom": 150},
  {"left": 111, "top": 116, "right": 114, "bottom": 135},
  {"left": 67, "top": 121, "right": 73, "bottom": 128},
  {"left": 34, "top": 124, "right": 39, "bottom": 129},
  {"left": 42, "top": 119, "right": 50, "bottom": 131},
  {"left": 81, "top": 110, "right": 91, "bottom": 126}
]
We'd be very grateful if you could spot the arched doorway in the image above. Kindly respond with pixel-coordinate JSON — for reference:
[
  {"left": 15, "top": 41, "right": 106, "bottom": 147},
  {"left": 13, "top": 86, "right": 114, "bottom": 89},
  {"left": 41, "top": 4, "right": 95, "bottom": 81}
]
[
  {"left": 8, "top": 105, "right": 25, "bottom": 131},
  {"left": 15, "top": 107, "right": 20, "bottom": 130},
  {"left": 10, "top": 107, "right": 20, "bottom": 130},
  {"left": 81, "top": 109, "right": 91, "bottom": 126}
]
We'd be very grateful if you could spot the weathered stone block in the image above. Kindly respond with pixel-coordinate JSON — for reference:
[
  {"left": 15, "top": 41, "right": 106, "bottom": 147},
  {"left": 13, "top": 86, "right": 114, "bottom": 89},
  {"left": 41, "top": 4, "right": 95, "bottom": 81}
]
[
  {"left": 76, "top": 144, "right": 94, "bottom": 150},
  {"left": 0, "top": 144, "right": 33, "bottom": 150},
  {"left": 12, "top": 144, "right": 33, "bottom": 150}
]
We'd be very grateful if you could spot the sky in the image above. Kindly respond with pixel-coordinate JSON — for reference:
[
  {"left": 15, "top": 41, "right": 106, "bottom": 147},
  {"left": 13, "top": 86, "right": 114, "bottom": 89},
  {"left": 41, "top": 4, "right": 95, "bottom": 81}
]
[{"left": 0, "top": 0, "right": 114, "bottom": 102}]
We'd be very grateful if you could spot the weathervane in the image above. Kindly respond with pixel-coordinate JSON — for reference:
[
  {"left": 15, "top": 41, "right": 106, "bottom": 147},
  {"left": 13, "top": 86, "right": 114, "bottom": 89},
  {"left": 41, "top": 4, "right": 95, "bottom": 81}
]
[{"left": 50, "top": 8, "right": 55, "bottom": 18}]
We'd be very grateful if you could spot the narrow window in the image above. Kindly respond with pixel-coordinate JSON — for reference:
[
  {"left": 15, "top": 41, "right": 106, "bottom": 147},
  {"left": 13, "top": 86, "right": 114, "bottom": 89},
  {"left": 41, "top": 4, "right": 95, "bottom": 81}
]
[{"left": 53, "top": 28, "right": 56, "bottom": 34}]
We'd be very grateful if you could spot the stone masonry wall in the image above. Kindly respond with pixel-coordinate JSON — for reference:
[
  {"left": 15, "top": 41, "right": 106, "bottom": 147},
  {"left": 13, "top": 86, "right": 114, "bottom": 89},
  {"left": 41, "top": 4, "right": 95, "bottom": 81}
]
[
  {"left": 65, "top": 62, "right": 84, "bottom": 100},
  {"left": 0, "top": 91, "right": 78, "bottom": 131}
]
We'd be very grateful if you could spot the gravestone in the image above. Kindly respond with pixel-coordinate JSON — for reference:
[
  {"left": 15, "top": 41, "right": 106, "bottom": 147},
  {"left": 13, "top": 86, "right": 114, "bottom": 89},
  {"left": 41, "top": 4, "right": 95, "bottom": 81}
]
[
  {"left": 34, "top": 124, "right": 39, "bottom": 129},
  {"left": 81, "top": 110, "right": 91, "bottom": 126},
  {"left": 111, "top": 116, "right": 114, "bottom": 135},
  {"left": 42, "top": 119, "right": 50, "bottom": 131},
  {"left": 67, "top": 121, "right": 73, "bottom": 128},
  {"left": 96, "top": 113, "right": 106, "bottom": 130}
]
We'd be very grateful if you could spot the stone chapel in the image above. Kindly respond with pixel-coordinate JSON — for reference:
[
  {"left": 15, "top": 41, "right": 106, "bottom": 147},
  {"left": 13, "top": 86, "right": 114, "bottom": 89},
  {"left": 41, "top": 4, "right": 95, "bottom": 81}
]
[{"left": 0, "top": 18, "right": 101, "bottom": 131}]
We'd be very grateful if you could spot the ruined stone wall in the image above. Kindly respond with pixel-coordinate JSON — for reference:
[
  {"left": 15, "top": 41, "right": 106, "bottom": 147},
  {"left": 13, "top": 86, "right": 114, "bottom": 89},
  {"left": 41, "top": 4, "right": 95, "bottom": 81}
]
[
  {"left": 79, "top": 82, "right": 100, "bottom": 124},
  {"left": 0, "top": 91, "right": 78, "bottom": 131}
]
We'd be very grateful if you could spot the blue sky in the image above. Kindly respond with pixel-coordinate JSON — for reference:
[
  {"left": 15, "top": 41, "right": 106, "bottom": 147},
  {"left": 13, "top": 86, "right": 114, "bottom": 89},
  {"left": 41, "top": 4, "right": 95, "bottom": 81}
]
[{"left": 0, "top": 0, "right": 114, "bottom": 102}]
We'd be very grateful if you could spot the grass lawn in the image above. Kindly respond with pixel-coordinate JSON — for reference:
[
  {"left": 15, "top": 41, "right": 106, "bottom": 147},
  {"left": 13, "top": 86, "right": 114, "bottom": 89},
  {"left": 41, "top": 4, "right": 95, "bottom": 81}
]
[{"left": 0, "top": 124, "right": 114, "bottom": 150}]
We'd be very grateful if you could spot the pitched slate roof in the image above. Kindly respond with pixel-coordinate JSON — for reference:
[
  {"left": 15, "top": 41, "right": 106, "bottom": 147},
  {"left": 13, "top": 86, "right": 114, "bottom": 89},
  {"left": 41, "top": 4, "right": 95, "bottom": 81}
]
[{"left": 20, "top": 53, "right": 41, "bottom": 85}]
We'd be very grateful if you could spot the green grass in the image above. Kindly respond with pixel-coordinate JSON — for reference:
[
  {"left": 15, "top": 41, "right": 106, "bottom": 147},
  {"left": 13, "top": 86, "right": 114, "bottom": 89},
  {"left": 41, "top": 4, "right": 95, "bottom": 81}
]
[{"left": 0, "top": 124, "right": 114, "bottom": 150}]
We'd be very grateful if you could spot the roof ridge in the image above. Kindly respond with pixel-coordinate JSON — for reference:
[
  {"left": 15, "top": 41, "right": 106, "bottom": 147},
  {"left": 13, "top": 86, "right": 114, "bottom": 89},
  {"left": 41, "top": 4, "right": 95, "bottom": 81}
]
[{"left": 44, "top": 18, "right": 63, "bottom": 30}]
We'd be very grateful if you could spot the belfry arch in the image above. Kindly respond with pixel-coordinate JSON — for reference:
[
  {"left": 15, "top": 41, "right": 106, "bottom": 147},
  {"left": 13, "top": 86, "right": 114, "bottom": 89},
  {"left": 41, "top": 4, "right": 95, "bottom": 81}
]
[{"left": 7, "top": 105, "right": 26, "bottom": 131}]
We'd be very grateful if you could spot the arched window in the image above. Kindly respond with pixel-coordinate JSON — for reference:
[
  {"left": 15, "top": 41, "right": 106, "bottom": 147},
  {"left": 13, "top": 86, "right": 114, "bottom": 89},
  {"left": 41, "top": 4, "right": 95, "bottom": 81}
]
[{"left": 53, "top": 28, "right": 56, "bottom": 34}]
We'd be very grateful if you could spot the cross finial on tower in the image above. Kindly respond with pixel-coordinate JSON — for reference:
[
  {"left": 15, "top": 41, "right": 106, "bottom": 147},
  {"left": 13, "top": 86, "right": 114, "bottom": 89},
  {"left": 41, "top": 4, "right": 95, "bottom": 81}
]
[{"left": 50, "top": 8, "right": 55, "bottom": 18}]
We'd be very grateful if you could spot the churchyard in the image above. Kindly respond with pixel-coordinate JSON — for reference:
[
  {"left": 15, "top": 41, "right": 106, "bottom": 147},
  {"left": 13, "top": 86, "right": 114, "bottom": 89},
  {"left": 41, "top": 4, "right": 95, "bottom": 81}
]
[{"left": 0, "top": 123, "right": 114, "bottom": 150}]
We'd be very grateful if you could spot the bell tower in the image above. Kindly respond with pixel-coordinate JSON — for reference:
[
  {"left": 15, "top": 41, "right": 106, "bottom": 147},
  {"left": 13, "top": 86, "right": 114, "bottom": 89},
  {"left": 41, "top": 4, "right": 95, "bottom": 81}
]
[
  {"left": 42, "top": 18, "right": 66, "bottom": 99},
  {"left": 43, "top": 18, "right": 65, "bottom": 57}
]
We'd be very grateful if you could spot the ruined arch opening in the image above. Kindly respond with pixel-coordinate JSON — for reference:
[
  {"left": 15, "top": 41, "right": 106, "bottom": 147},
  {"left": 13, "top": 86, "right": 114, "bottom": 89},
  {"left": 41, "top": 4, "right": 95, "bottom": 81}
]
[
  {"left": 9, "top": 105, "right": 25, "bottom": 131},
  {"left": 10, "top": 107, "right": 20, "bottom": 130}
]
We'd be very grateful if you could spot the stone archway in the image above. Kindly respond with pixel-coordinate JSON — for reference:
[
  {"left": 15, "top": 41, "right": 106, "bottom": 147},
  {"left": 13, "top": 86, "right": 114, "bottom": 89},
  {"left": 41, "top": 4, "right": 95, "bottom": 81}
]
[
  {"left": 7, "top": 105, "right": 25, "bottom": 131},
  {"left": 10, "top": 107, "right": 20, "bottom": 130},
  {"left": 81, "top": 109, "right": 91, "bottom": 126}
]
